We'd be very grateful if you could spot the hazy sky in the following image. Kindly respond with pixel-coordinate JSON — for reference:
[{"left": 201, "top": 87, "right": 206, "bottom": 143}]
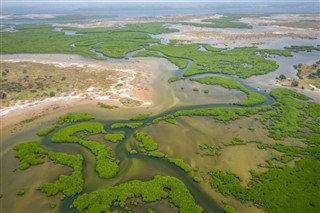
[{"left": 2, "top": 0, "right": 318, "bottom": 15}]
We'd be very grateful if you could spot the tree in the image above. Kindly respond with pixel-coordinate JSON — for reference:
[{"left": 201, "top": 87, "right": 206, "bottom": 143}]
[
  {"left": 279, "top": 74, "right": 286, "bottom": 80},
  {"left": 291, "top": 80, "right": 299, "bottom": 87},
  {"left": 0, "top": 92, "right": 7, "bottom": 99}
]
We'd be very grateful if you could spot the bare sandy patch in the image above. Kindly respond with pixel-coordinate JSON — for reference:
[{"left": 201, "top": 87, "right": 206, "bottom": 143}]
[{"left": 0, "top": 54, "right": 161, "bottom": 129}]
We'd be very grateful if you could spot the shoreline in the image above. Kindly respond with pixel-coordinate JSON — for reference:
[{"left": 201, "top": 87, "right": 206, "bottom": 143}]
[{"left": 0, "top": 54, "right": 163, "bottom": 130}]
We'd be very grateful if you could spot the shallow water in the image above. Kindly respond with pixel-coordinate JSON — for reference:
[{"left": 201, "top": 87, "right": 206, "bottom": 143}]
[{"left": 1, "top": 15, "right": 320, "bottom": 212}]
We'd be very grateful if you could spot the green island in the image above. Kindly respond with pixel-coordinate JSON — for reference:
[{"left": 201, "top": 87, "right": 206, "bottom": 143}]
[
  {"left": 111, "top": 122, "right": 144, "bottom": 129},
  {"left": 51, "top": 122, "right": 119, "bottom": 178},
  {"left": 14, "top": 141, "right": 84, "bottom": 197},
  {"left": 72, "top": 175, "right": 203, "bottom": 213},
  {"left": 104, "top": 133, "right": 125, "bottom": 143},
  {"left": 135, "top": 131, "right": 158, "bottom": 151}
]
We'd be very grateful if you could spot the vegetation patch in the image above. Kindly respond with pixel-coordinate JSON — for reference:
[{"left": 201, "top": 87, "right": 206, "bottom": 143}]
[
  {"left": 260, "top": 88, "right": 320, "bottom": 143},
  {"left": 135, "top": 131, "right": 158, "bottom": 151},
  {"left": 167, "top": 158, "right": 192, "bottom": 173},
  {"left": 198, "top": 144, "right": 222, "bottom": 156},
  {"left": 111, "top": 122, "right": 144, "bottom": 129},
  {"left": 173, "top": 106, "right": 271, "bottom": 123},
  {"left": 57, "top": 112, "right": 94, "bottom": 125},
  {"left": 72, "top": 175, "right": 203, "bottom": 213},
  {"left": 208, "top": 157, "right": 320, "bottom": 212},
  {"left": 148, "top": 151, "right": 167, "bottom": 158},
  {"left": 104, "top": 133, "right": 125, "bottom": 143},
  {"left": 147, "top": 44, "right": 283, "bottom": 78},
  {"left": 97, "top": 102, "right": 113, "bottom": 109},
  {"left": 51, "top": 122, "right": 119, "bottom": 178},
  {"left": 14, "top": 141, "right": 84, "bottom": 197},
  {"left": 37, "top": 126, "right": 58, "bottom": 136},
  {"left": 152, "top": 114, "right": 177, "bottom": 125},
  {"left": 190, "top": 76, "right": 266, "bottom": 106},
  {"left": 284, "top": 45, "right": 320, "bottom": 52},
  {"left": 168, "top": 76, "right": 183, "bottom": 83}
]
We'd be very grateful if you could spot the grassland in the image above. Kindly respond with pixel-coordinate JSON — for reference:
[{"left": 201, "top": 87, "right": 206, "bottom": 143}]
[{"left": 72, "top": 175, "right": 203, "bottom": 213}]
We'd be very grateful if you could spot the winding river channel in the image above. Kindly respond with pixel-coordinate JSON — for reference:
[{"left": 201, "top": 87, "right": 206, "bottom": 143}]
[{"left": 1, "top": 26, "right": 319, "bottom": 213}]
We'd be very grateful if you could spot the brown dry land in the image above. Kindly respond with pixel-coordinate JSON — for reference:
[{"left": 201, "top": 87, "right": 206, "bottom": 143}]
[{"left": 0, "top": 54, "right": 161, "bottom": 129}]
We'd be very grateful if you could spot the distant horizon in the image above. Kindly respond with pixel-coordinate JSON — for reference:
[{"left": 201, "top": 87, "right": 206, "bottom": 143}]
[{"left": 2, "top": 1, "right": 319, "bottom": 16}]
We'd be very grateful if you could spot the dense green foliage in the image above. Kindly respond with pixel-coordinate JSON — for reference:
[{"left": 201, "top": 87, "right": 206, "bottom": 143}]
[
  {"left": 51, "top": 122, "right": 119, "bottom": 178},
  {"left": 72, "top": 175, "right": 203, "bottom": 213},
  {"left": 134, "top": 50, "right": 163, "bottom": 57},
  {"left": 190, "top": 76, "right": 266, "bottom": 106},
  {"left": 36, "top": 126, "right": 58, "bottom": 136},
  {"left": 14, "top": 141, "right": 47, "bottom": 170},
  {"left": 57, "top": 112, "right": 94, "bottom": 125},
  {"left": 257, "top": 49, "right": 292, "bottom": 57},
  {"left": 14, "top": 141, "right": 84, "bottom": 197},
  {"left": 167, "top": 158, "right": 192, "bottom": 173},
  {"left": 192, "top": 176, "right": 201, "bottom": 183},
  {"left": 208, "top": 157, "right": 320, "bottom": 212},
  {"left": 147, "top": 45, "right": 281, "bottom": 78},
  {"left": 39, "top": 151, "right": 84, "bottom": 197},
  {"left": 16, "top": 189, "right": 25, "bottom": 196},
  {"left": 104, "top": 133, "right": 125, "bottom": 143},
  {"left": 168, "top": 76, "right": 184, "bottom": 83},
  {"left": 110, "top": 122, "right": 144, "bottom": 129},
  {"left": 135, "top": 131, "right": 158, "bottom": 151},
  {"left": 261, "top": 88, "right": 320, "bottom": 142},
  {"left": 0, "top": 23, "right": 178, "bottom": 58},
  {"left": 148, "top": 151, "right": 167, "bottom": 158},
  {"left": 224, "top": 205, "right": 237, "bottom": 213},
  {"left": 284, "top": 45, "right": 320, "bottom": 52},
  {"left": 173, "top": 106, "right": 271, "bottom": 122},
  {"left": 130, "top": 114, "right": 149, "bottom": 121}
]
